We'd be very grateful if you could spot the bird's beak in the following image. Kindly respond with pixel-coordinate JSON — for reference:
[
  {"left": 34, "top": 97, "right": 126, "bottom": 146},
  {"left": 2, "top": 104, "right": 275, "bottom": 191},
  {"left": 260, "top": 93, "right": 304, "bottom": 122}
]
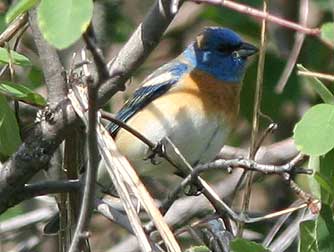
[{"left": 237, "top": 42, "right": 258, "bottom": 58}]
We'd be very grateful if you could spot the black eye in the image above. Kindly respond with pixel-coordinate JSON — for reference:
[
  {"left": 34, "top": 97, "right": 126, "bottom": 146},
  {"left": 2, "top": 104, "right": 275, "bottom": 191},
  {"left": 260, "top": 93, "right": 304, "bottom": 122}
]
[{"left": 218, "top": 43, "right": 241, "bottom": 53}]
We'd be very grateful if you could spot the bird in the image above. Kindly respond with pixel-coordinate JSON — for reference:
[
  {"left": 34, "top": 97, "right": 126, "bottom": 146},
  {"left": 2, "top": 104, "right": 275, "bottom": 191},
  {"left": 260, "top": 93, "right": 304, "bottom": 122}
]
[
  {"left": 97, "top": 27, "right": 258, "bottom": 189},
  {"left": 44, "top": 27, "right": 257, "bottom": 234}
]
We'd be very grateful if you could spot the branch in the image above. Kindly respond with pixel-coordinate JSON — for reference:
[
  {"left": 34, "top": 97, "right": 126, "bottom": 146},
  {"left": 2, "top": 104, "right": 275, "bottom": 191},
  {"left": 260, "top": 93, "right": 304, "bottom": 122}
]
[
  {"left": 96, "top": 199, "right": 133, "bottom": 235},
  {"left": 3, "top": 180, "right": 80, "bottom": 210},
  {"left": 240, "top": 0, "right": 268, "bottom": 234},
  {"left": 0, "top": 0, "right": 176, "bottom": 215},
  {"left": 217, "top": 138, "right": 298, "bottom": 164},
  {"left": 275, "top": 0, "right": 309, "bottom": 93},
  {"left": 0, "top": 13, "right": 28, "bottom": 46},
  {"left": 192, "top": 0, "right": 320, "bottom": 36},
  {"left": 297, "top": 70, "right": 334, "bottom": 81},
  {"left": 29, "top": 9, "right": 67, "bottom": 106},
  {"left": 190, "top": 154, "right": 311, "bottom": 180},
  {"left": 137, "top": 140, "right": 302, "bottom": 252},
  {"left": 98, "top": 0, "right": 177, "bottom": 105},
  {"left": 69, "top": 68, "right": 99, "bottom": 251},
  {"left": 0, "top": 208, "right": 56, "bottom": 234}
]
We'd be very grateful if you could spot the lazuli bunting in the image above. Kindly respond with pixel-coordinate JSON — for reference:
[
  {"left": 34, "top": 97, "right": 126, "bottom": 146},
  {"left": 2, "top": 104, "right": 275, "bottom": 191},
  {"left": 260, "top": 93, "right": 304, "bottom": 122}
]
[
  {"left": 44, "top": 27, "right": 257, "bottom": 234},
  {"left": 98, "top": 27, "right": 257, "bottom": 184}
]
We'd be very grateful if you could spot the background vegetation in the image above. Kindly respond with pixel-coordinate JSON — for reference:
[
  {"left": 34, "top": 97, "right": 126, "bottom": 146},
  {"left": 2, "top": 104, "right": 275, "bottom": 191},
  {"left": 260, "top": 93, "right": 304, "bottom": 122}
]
[{"left": 0, "top": 0, "right": 333, "bottom": 252}]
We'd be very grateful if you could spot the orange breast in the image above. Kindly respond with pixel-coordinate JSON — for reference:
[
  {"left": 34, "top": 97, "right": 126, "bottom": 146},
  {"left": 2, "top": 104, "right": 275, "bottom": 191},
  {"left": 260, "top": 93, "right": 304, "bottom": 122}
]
[{"left": 176, "top": 69, "right": 241, "bottom": 125}]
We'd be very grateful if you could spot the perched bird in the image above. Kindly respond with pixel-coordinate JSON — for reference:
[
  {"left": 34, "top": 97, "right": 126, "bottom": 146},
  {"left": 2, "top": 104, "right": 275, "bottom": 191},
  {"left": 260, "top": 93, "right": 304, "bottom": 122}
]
[
  {"left": 45, "top": 27, "right": 257, "bottom": 234},
  {"left": 98, "top": 27, "right": 257, "bottom": 187}
]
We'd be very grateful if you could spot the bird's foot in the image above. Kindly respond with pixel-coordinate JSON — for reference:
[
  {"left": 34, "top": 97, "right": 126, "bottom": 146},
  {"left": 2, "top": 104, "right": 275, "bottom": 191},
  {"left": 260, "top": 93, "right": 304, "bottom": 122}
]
[{"left": 144, "top": 141, "right": 166, "bottom": 165}]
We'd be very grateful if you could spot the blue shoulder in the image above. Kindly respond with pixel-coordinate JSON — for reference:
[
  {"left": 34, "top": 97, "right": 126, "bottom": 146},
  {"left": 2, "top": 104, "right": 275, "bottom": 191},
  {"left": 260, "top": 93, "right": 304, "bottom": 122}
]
[{"left": 107, "top": 61, "right": 190, "bottom": 135}]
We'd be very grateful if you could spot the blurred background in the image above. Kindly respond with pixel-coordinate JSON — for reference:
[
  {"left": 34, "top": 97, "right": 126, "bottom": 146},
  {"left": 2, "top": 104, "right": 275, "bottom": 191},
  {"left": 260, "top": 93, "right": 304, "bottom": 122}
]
[{"left": 0, "top": 0, "right": 333, "bottom": 251}]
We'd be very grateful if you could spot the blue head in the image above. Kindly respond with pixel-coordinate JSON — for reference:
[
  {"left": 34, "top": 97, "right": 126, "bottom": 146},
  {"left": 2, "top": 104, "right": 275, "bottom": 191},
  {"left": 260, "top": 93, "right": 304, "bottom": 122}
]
[{"left": 183, "top": 27, "right": 257, "bottom": 83}]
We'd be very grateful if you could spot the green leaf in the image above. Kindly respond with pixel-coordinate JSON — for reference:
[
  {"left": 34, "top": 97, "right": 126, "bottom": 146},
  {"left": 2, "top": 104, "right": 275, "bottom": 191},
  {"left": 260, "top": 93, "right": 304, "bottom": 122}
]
[
  {"left": 0, "top": 47, "right": 31, "bottom": 66},
  {"left": 299, "top": 220, "right": 318, "bottom": 252},
  {"left": 0, "top": 205, "right": 24, "bottom": 221},
  {"left": 317, "top": 204, "right": 334, "bottom": 252},
  {"left": 299, "top": 205, "right": 334, "bottom": 252},
  {"left": 318, "top": 149, "right": 334, "bottom": 205},
  {"left": 0, "top": 81, "right": 46, "bottom": 106},
  {"left": 185, "top": 246, "right": 210, "bottom": 252},
  {"left": 5, "top": 0, "right": 38, "bottom": 24},
  {"left": 0, "top": 14, "right": 6, "bottom": 33},
  {"left": 0, "top": 94, "right": 21, "bottom": 156},
  {"left": 230, "top": 238, "right": 270, "bottom": 252},
  {"left": 314, "top": 172, "right": 334, "bottom": 197},
  {"left": 320, "top": 23, "right": 334, "bottom": 48},
  {"left": 308, "top": 156, "right": 321, "bottom": 199},
  {"left": 297, "top": 64, "right": 334, "bottom": 104},
  {"left": 28, "top": 66, "right": 44, "bottom": 89},
  {"left": 37, "top": 0, "right": 93, "bottom": 49},
  {"left": 293, "top": 104, "right": 334, "bottom": 155},
  {"left": 314, "top": 0, "right": 334, "bottom": 11}
]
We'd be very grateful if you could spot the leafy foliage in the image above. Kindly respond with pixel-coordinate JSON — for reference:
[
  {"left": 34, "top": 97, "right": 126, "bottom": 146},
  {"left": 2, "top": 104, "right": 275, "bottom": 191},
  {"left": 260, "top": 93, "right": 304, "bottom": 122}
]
[
  {"left": 0, "top": 47, "right": 31, "bottom": 66},
  {"left": 5, "top": 0, "right": 38, "bottom": 23},
  {"left": 320, "top": 23, "right": 334, "bottom": 48},
  {"left": 297, "top": 65, "right": 334, "bottom": 105},
  {"left": 230, "top": 238, "right": 270, "bottom": 252},
  {"left": 299, "top": 220, "right": 317, "bottom": 252},
  {"left": 37, "top": 0, "right": 93, "bottom": 49},
  {"left": 293, "top": 65, "right": 334, "bottom": 155},
  {"left": 185, "top": 246, "right": 211, "bottom": 252},
  {"left": 0, "top": 81, "right": 46, "bottom": 106},
  {"left": 0, "top": 94, "right": 21, "bottom": 156},
  {"left": 293, "top": 104, "right": 334, "bottom": 155},
  {"left": 1, "top": 0, "right": 334, "bottom": 251}
]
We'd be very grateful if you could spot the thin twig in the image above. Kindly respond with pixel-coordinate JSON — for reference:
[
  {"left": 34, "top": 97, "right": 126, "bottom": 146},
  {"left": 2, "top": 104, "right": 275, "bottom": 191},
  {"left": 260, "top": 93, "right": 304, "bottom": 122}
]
[
  {"left": 95, "top": 199, "right": 133, "bottom": 234},
  {"left": 268, "top": 209, "right": 315, "bottom": 252},
  {"left": 297, "top": 70, "right": 334, "bottom": 82},
  {"left": 83, "top": 32, "right": 110, "bottom": 81},
  {"left": 275, "top": 0, "right": 309, "bottom": 93},
  {"left": 190, "top": 155, "right": 311, "bottom": 179},
  {"left": 239, "top": 0, "right": 268, "bottom": 235},
  {"left": 23, "top": 180, "right": 80, "bottom": 196},
  {"left": 68, "top": 75, "right": 98, "bottom": 251},
  {"left": 253, "top": 123, "right": 277, "bottom": 158},
  {"left": 191, "top": 0, "right": 320, "bottom": 36},
  {"left": 0, "top": 14, "right": 28, "bottom": 46},
  {"left": 101, "top": 110, "right": 156, "bottom": 149},
  {"left": 262, "top": 200, "right": 304, "bottom": 247}
]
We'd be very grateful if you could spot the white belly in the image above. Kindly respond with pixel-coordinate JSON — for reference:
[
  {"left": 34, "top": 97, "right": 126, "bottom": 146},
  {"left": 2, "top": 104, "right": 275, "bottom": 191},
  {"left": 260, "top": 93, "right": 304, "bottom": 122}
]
[{"left": 113, "top": 96, "right": 231, "bottom": 176}]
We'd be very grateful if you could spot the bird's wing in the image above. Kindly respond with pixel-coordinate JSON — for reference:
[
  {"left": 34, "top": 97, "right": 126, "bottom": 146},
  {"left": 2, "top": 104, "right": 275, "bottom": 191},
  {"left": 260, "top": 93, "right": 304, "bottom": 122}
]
[{"left": 107, "top": 61, "right": 190, "bottom": 136}]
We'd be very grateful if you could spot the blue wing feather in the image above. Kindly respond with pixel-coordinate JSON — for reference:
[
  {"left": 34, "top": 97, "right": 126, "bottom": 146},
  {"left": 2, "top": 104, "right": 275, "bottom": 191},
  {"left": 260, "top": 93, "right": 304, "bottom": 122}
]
[{"left": 107, "top": 61, "right": 190, "bottom": 136}]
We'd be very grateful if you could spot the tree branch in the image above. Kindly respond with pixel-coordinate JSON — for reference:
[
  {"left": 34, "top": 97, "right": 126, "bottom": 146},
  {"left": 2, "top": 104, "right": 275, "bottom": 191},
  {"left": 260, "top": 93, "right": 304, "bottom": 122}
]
[
  {"left": 0, "top": 0, "right": 176, "bottom": 215},
  {"left": 98, "top": 0, "right": 176, "bottom": 105},
  {"left": 29, "top": 9, "right": 68, "bottom": 107},
  {"left": 0, "top": 13, "right": 28, "bottom": 46},
  {"left": 192, "top": 0, "right": 320, "bottom": 36},
  {"left": 0, "top": 180, "right": 80, "bottom": 211}
]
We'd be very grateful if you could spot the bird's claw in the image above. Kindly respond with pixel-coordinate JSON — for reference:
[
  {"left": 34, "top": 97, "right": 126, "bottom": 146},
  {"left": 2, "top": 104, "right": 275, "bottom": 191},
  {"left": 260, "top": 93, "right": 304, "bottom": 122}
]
[
  {"left": 183, "top": 183, "right": 203, "bottom": 196},
  {"left": 144, "top": 141, "right": 166, "bottom": 165}
]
